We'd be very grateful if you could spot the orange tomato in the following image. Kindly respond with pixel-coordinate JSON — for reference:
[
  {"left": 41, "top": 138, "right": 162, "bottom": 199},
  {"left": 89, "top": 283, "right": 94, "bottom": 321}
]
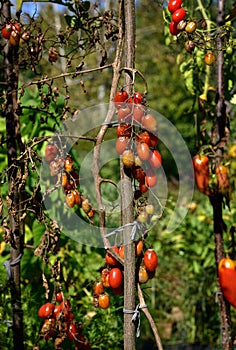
[{"left": 218, "top": 258, "right": 236, "bottom": 308}]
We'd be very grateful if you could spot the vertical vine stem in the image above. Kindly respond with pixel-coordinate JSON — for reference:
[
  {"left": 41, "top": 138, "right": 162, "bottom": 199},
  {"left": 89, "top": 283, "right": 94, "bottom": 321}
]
[
  {"left": 211, "top": 0, "right": 232, "bottom": 349},
  {"left": 2, "top": 1, "right": 24, "bottom": 349}
]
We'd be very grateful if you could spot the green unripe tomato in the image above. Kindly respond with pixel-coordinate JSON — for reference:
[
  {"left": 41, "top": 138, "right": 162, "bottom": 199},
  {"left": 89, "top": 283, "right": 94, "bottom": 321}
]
[{"left": 226, "top": 46, "right": 233, "bottom": 55}]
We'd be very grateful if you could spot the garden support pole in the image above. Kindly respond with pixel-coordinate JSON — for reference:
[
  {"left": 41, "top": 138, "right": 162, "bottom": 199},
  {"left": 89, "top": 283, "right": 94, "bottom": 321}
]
[
  {"left": 122, "top": 0, "right": 136, "bottom": 348},
  {"left": 2, "top": 2, "right": 24, "bottom": 349}
]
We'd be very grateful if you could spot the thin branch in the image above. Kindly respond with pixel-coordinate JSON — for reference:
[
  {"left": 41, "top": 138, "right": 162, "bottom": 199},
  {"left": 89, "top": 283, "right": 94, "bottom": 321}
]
[{"left": 137, "top": 283, "right": 163, "bottom": 350}]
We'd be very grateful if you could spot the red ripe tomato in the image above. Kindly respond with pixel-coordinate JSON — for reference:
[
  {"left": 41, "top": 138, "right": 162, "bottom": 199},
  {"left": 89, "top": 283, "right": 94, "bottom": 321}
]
[
  {"left": 1, "top": 24, "right": 12, "bottom": 39},
  {"left": 149, "top": 150, "right": 162, "bottom": 169},
  {"left": 137, "top": 142, "right": 150, "bottom": 161},
  {"left": 61, "top": 299, "right": 71, "bottom": 311},
  {"left": 38, "top": 302, "right": 55, "bottom": 319},
  {"left": 114, "top": 90, "right": 129, "bottom": 108},
  {"left": 141, "top": 114, "right": 157, "bottom": 132},
  {"left": 116, "top": 136, "right": 130, "bottom": 155},
  {"left": 53, "top": 304, "right": 62, "bottom": 319},
  {"left": 145, "top": 170, "right": 157, "bottom": 188},
  {"left": 116, "top": 124, "right": 132, "bottom": 137},
  {"left": 105, "top": 246, "right": 119, "bottom": 266},
  {"left": 192, "top": 155, "right": 211, "bottom": 195},
  {"left": 133, "top": 91, "right": 144, "bottom": 104},
  {"left": 55, "top": 291, "right": 63, "bottom": 303},
  {"left": 172, "top": 8, "right": 186, "bottom": 23},
  {"left": 218, "top": 258, "right": 236, "bottom": 309},
  {"left": 169, "top": 21, "right": 180, "bottom": 35},
  {"left": 108, "top": 267, "right": 123, "bottom": 289},
  {"left": 111, "top": 284, "right": 124, "bottom": 295},
  {"left": 101, "top": 268, "right": 110, "bottom": 288},
  {"left": 12, "top": 23, "right": 21, "bottom": 33},
  {"left": 143, "top": 249, "right": 158, "bottom": 272},
  {"left": 204, "top": 52, "right": 216, "bottom": 66},
  {"left": 168, "top": 0, "right": 182, "bottom": 13},
  {"left": 67, "top": 323, "right": 77, "bottom": 341},
  {"left": 45, "top": 144, "right": 58, "bottom": 162},
  {"left": 136, "top": 131, "right": 151, "bottom": 146},
  {"left": 149, "top": 133, "right": 159, "bottom": 148},
  {"left": 117, "top": 106, "right": 132, "bottom": 123},
  {"left": 133, "top": 105, "right": 145, "bottom": 123},
  {"left": 98, "top": 293, "right": 110, "bottom": 309},
  {"left": 94, "top": 281, "right": 105, "bottom": 296}
]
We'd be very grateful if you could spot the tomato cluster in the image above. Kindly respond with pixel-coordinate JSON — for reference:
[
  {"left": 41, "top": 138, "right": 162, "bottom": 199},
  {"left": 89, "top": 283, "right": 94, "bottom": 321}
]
[
  {"left": 38, "top": 292, "right": 91, "bottom": 348},
  {"left": 93, "top": 242, "right": 158, "bottom": 309},
  {"left": 192, "top": 154, "right": 231, "bottom": 197},
  {"left": 45, "top": 144, "right": 95, "bottom": 219},
  {"left": 1, "top": 22, "right": 21, "bottom": 46},
  {"left": 114, "top": 90, "right": 162, "bottom": 205},
  {"left": 167, "top": 0, "right": 186, "bottom": 36}
]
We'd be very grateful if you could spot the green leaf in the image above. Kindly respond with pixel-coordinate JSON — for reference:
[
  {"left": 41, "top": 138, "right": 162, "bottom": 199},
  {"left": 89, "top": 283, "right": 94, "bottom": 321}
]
[{"left": 16, "top": 0, "right": 23, "bottom": 10}]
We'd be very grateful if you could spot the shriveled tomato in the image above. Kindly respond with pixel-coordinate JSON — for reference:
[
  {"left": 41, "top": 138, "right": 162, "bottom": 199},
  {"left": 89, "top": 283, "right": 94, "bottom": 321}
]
[
  {"left": 67, "top": 323, "right": 77, "bottom": 341},
  {"left": 192, "top": 155, "right": 211, "bottom": 196},
  {"left": 116, "top": 124, "right": 132, "bottom": 137},
  {"left": 101, "top": 268, "right": 110, "bottom": 288},
  {"left": 139, "top": 265, "right": 149, "bottom": 284},
  {"left": 215, "top": 165, "right": 231, "bottom": 196},
  {"left": 64, "top": 156, "right": 73, "bottom": 172},
  {"left": 45, "top": 144, "right": 58, "bottom": 162},
  {"left": 98, "top": 293, "right": 110, "bottom": 309},
  {"left": 105, "top": 246, "right": 119, "bottom": 266},
  {"left": 122, "top": 149, "right": 135, "bottom": 168},
  {"left": 108, "top": 267, "right": 123, "bottom": 289},
  {"left": 143, "top": 249, "right": 158, "bottom": 272},
  {"left": 94, "top": 281, "right": 105, "bottom": 296},
  {"left": 218, "top": 258, "right": 236, "bottom": 308},
  {"left": 38, "top": 302, "right": 55, "bottom": 319},
  {"left": 66, "top": 191, "right": 75, "bottom": 208}
]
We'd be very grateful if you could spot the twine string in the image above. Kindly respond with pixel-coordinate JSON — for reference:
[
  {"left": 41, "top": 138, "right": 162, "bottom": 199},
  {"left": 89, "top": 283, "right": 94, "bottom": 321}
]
[
  {"left": 123, "top": 303, "right": 147, "bottom": 337},
  {"left": 4, "top": 253, "right": 23, "bottom": 280}
]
